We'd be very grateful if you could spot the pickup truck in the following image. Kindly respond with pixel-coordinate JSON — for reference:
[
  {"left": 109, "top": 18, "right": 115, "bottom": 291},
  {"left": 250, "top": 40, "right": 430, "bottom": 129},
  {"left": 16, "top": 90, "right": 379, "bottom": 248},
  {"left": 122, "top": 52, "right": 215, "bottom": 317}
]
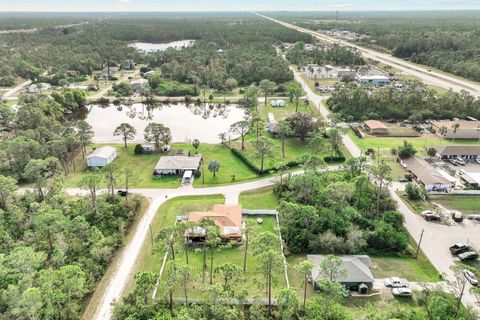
[
  {"left": 449, "top": 243, "right": 470, "bottom": 255},
  {"left": 384, "top": 277, "right": 409, "bottom": 288}
]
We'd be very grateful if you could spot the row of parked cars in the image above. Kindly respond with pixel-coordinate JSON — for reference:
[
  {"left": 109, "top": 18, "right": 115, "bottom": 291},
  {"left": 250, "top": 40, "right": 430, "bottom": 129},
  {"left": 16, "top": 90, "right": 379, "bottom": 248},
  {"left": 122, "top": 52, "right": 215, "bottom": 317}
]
[
  {"left": 384, "top": 277, "right": 412, "bottom": 297},
  {"left": 449, "top": 157, "right": 480, "bottom": 166},
  {"left": 449, "top": 243, "right": 479, "bottom": 261}
]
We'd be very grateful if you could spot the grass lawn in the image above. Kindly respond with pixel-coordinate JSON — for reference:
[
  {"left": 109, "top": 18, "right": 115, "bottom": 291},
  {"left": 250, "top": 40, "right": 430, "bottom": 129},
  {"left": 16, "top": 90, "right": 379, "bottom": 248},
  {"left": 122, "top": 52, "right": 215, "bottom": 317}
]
[
  {"left": 349, "top": 129, "right": 479, "bottom": 152},
  {"left": 370, "top": 250, "right": 440, "bottom": 282},
  {"left": 259, "top": 98, "right": 321, "bottom": 122},
  {"left": 343, "top": 295, "right": 425, "bottom": 318},
  {"left": 398, "top": 193, "right": 436, "bottom": 214},
  {"left": 429, "top": 195, "right": 480, "bottom": 215},
  {"left": 239, "top": 186, "right": 279, "bottom": 210},
  {"left": 63, "top": 143, "right": 259, "bottom": 188},
  {"left": 286, "top": 254, "right": 316, "bottom": 299},
  {"left": 156, "top": 215, "right": 287, "bottom": 300},
  {"left": 126, "top": 194, "right": 225, "bottom": 293}
]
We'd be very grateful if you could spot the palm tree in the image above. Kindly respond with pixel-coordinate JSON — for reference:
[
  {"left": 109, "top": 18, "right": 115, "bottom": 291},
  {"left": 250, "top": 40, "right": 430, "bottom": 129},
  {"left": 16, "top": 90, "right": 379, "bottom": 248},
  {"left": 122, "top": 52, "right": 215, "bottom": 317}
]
[{"left": 451, "top": 123, "right": 460, "bottom": 143}]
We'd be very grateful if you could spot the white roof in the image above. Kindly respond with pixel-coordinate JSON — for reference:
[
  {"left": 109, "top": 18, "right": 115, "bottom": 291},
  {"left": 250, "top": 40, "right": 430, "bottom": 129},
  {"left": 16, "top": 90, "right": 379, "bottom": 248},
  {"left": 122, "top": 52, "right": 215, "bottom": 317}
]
[
  {"left": 462, "top": 171, "right": 480, "bottom": 184},
  {"left": 183, "top": 170, "right": 193, "bottom": 179},
  {"left": 358, "top": 75, "right": 390, "bottom": 80},
  {"left": 87, "top": 146, "right": 116, "bottom": 159}
]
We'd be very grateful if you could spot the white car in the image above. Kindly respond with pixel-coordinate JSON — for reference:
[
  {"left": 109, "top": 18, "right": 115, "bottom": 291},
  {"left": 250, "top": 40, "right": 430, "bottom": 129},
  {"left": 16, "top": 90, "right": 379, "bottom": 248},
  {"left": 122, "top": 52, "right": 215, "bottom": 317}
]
[
  {"left": 392, "top": 287, "right": 413, "bottom": 298},
  {"left": 384, "top": 277, "right": 409, "bottom": 288},
  {"left": 456, "top": 157, "right": 466, "bottom": 165},
  {"left": 476, "top": 158, "right": 480, "bottom": 165},
  {"left": 463, "top": 269, "right": 479, "bottom": 286}
]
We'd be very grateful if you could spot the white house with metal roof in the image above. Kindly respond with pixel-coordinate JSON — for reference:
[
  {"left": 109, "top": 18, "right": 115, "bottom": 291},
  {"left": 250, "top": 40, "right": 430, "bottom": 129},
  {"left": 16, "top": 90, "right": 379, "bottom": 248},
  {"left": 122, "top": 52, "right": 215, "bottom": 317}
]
[
  {"left": 154, "top": 154, "right": 202, "bottom": 175},
  {"left": 87, "top": 146, "right": 117, "bottom": 167}
]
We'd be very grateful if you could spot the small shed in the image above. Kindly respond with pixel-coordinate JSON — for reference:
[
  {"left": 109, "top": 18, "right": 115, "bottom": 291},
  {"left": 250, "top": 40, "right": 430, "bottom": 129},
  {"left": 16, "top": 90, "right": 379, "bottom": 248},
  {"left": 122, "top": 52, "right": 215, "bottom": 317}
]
[
  {"left": 142, "top": 144, "right": 155, "bottom": 153},
  {"left": 364, "top": 120, "right": 388, "bottom": 135},
  {"left": 87, "top": 146, "right": 117, "bottom": 167}
]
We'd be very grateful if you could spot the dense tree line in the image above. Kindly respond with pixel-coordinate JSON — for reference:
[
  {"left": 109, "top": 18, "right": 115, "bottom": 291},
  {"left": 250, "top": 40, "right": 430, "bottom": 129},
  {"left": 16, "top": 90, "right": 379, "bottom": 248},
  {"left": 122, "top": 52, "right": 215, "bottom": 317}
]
[
  {"left": 327, "top": 81, "right": 480, "bottom": 121},
  {"left": 276, "top": 158, "right": 409, "bottom": 254},
  {"left": 0, "top": 14, "right": 311, "bottom": 89},
  {"left": 287, "top": 12, "right": 480, "bottom": 81},
  {"left": 286, "top": 41, "right": 365, "bottom": 66}
]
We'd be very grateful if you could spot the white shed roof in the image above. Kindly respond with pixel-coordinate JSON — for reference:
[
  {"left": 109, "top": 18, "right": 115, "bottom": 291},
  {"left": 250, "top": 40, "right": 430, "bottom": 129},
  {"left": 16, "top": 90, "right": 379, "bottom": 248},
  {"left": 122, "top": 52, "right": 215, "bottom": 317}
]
[{"left": 87, "top": 146, "right": 116, "bottom": 159}]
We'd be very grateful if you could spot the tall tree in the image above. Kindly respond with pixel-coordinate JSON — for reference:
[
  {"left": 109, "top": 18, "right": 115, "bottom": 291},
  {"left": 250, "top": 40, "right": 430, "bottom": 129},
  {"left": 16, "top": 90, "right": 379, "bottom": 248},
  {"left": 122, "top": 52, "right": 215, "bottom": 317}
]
[
  {"left": 208, "top": 160, "right": 220, "bottom": 177},
  {"left": 75, "top": 120, "right": 94, "bottom": 159},
  {"left": 252, "top": 136, "right": 275, "bottom": 173},
  {"left": 23, "top": 157, "right": 62, "bottom": 199},
  {"left": 276, "top": 120, "right": 293, "bottom": 158},
  {"left": 192, "top": 139, "right": 200, "bottom": 154},
  {"left": 144, "top": 123, "right": 171, "bottom": 151},
  {"left": 230, "top": 120, "right": 250, "bottom": 150},
  {"left": 79, "top": 171, "right": 103, "bottom": 215},
  {"left": 296, "top": 260, "right": 315, "bottom": 309},
  {"left": 285, "top": 82, "right": 303, "bottom": 112},
  {"left": 370, "top": 160, "right": 392, "bottom": 216},
  {"left": 102, "top": 163, "right": 120, "bottom": 200},
  {"left": 0, "top": 175, "right": 17, "bottom": 210},
  {"left": 178, "top": 264, "right": 194, "bottom": 304},
  {"left": 113, "top": 123, "right": 137, "bottom": 148},
  {"left": 259, "top": 79, "right": 276, "bottom": 106},
  {"left": 319, "top": 254, "right": 347, "bottom": 282}
]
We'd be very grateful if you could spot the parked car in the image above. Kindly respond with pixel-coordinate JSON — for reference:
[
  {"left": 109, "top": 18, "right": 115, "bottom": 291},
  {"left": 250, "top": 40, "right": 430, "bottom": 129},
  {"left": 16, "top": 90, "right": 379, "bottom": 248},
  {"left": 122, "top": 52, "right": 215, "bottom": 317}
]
[
  {"left": 449, "top": 243, "right": 470, "bottom": 255},
  {"left": 467, "top": 214, "right": 480, "bottom": 221},
  {"left": 421, "top": 210, "right": 441, "bottom": 221},
  {"left": 456, "top": 157, "right": 466, "bottom": 166},
  {"left": 384, "top": 277, "right": 409, "bottom": 288},
  {"left": 476, "top": 158, "right": 480, "bottom": 165},
  {"left": 459, "top": 251, "right": 479, "bottom": 261},
  {"left": 449, "top": 158, "right": 458, "bottom": 166},
  {"left": 117, "top": 190, "right": 128, "bottom": 197},
  {"left": 463, "top": 269, "right": 479, "bottom": 286},
  {"left": 451, "top": 211, "right": 464, "bottom": 222},
  {"left": 392, "top": 287, "right": 413, "bottom": 298}
]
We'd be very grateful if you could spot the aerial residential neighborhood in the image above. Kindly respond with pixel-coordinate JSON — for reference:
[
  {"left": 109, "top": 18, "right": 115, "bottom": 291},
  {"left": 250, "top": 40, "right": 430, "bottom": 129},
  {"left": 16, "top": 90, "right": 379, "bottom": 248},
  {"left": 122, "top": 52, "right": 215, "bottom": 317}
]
[{"left": 0, "top": 2, "right": 480, "bottom": 320}]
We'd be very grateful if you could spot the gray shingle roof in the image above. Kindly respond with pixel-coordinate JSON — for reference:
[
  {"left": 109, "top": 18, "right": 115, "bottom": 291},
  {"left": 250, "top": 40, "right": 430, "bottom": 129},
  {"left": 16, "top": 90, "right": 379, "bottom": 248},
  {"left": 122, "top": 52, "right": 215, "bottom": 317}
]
[
  {"left": 155, "top": 155, "right": 201, "bottom": 171},
  {"left": 307, "top": 255, "right": 374, "bottom": 284}
]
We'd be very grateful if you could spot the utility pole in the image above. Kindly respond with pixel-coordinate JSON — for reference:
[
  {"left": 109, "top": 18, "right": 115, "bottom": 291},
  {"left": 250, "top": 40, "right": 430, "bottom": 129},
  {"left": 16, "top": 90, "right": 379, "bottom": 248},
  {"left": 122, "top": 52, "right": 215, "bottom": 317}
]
[
  {"left": 415, "top": 229, "right": 425, "bottom": 259},
  {"left": 149, "top": 223, "right": 154, "bottom": 253}
]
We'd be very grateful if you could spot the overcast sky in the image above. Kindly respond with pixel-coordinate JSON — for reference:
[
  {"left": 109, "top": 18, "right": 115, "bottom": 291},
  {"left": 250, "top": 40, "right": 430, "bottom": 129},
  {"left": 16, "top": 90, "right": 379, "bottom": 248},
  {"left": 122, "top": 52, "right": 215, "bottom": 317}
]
[{"left": 1, "top": 0, "right": 479, "bottom": 11}]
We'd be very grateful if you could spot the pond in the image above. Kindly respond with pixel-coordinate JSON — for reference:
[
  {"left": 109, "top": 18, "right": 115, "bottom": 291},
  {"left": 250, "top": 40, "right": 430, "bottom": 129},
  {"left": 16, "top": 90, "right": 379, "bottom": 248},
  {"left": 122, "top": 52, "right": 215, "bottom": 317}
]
[
  {"left": 129, "top": 40, "right": 196, "bottom": 53},
  {"left": 85, "top": 103, "right": 247, "bottom": 144}
]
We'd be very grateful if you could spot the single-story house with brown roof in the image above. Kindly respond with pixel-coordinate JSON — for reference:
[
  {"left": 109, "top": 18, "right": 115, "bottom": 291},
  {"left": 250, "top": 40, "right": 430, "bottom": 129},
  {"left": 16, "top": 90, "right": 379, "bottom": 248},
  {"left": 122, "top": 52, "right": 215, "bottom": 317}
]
[
  {"left": 185, "top": 204, "right": 243, "bottom": 243},
  {"left": 431, "top": 120, "right": 480, "bottom": 140},
  {"left": 364, "top": 120, "right": 388, "bottom": 134}
]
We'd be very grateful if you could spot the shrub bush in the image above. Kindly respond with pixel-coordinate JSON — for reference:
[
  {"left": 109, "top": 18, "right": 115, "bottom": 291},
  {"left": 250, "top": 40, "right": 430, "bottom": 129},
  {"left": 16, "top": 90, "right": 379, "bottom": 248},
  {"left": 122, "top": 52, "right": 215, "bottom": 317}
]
[
  {"left": 324, "top": 155, "right": 346, "bottom": 163},
  {"left": 134, "top": 144, "right": 143, "bottom": 155}
]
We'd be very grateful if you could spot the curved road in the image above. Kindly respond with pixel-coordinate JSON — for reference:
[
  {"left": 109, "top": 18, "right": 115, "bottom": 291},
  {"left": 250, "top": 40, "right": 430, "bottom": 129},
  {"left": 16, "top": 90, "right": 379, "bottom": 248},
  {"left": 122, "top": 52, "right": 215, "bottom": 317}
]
[{"left": 257, "top": 13, "right": 480, "bottom": 97}]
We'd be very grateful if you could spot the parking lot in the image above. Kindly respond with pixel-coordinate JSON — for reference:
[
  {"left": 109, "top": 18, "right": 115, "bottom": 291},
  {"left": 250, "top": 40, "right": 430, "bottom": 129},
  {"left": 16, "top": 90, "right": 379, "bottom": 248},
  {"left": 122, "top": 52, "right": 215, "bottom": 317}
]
[{"left": 426, "top": 158, "right": 480, "bottom": 189}]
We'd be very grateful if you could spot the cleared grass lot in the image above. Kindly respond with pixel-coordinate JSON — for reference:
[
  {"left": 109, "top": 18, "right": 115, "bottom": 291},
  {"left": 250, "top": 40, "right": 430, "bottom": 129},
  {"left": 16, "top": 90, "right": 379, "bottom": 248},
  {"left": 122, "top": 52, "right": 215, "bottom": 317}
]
[
  {"left": 429, "top": 195, "right": 480, "bottom": 215},
  {"left": 239, "top": 186, "right": 279, "bottom": 210}
]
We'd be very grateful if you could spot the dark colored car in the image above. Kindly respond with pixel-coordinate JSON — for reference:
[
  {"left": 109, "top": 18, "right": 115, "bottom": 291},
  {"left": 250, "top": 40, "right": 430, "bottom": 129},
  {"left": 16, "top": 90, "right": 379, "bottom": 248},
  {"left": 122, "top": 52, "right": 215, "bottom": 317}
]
[
  {"left": 449, "top": 243, "right": 470, "bottom": 255},
  {"left": 117, "top": 190, "right": 128, "bottom": 197},
  {"left": 459, "top": 251, "right": 479, "bottom": 261}
]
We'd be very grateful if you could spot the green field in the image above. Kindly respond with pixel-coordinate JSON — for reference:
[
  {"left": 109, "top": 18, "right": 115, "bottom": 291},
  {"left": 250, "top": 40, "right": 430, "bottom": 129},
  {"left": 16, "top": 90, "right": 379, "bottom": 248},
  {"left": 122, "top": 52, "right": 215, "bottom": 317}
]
[
  {"left": 239, "top": 186, "right": 279, "bottom": 210},
  {"left": 63, "top": 143, "right": 259, "bottom": 188},
  {"left": 157, "top": 215, "right": 287, "bottom": 300},
  {"left": 429, "top": 195, "right": 480, "bottom": 215},
  {"left": 370, "top": 252, "right": 440, "bottom": 282}
]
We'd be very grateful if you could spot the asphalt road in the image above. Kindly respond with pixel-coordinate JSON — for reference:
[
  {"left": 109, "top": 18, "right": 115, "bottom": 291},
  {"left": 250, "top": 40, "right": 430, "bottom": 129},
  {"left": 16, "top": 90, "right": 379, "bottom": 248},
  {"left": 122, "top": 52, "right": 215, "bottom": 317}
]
[{"left": 257, "top": 13, "right": 480, "bottom": 98}]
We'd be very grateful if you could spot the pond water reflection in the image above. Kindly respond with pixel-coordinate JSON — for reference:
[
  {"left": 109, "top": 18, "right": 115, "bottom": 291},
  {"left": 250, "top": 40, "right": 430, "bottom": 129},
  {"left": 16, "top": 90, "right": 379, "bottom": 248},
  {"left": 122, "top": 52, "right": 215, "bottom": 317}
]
[
  {"left": 129, "top": 40, "right": 196, "bottom": 53},
  {"left": 85, "top": 102, "right": 247, "bottom": 144}
]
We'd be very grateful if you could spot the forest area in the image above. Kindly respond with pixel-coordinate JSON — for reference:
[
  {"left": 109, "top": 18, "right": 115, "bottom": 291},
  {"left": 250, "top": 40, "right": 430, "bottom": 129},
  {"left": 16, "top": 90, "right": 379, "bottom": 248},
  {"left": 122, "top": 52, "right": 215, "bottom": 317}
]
[
  {"left": 0, "top": 14, "right": 311, "bottom": 88},
  {"left": 280, "top": 11, "right": 480, "bottom": 82}
]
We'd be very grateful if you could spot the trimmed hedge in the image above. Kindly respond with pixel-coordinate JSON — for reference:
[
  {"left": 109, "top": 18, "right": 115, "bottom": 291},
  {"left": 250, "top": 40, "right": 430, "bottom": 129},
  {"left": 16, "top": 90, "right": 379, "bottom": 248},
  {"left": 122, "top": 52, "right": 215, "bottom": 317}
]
[
  {"left": 324, "top": 155, "right": 346, "bottom": 163},
  {"left": 230, "top": 147, "right": 264, "bottom": 174}
]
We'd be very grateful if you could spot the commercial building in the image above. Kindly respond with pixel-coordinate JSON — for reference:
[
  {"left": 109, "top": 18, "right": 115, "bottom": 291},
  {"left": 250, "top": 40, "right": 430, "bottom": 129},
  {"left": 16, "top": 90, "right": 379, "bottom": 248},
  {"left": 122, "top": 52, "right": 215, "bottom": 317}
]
[
  {"left": 402, "top": 157, "right": 453, "bottom": 192},
  {"left": 431, "top": 120, "right": 480, "bottom": 140},
  {"left": 357, "top": 75, "right": 390, "bottom": 85},
  {"left": 435, "top": 145, "right": 480, "bottom": 160}
]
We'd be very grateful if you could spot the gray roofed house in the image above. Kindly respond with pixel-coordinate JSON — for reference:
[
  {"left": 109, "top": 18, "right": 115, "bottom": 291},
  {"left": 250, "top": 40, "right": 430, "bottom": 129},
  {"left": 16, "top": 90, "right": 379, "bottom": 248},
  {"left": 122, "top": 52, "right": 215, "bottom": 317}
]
[
  {"left": 402, "top": 156, "right": 452, "bottom": 192},
  {"left": 87, "top": 146, "right": 117, "bottom": 167},
  {"left": 154, "top": 154, "right": 202, "bottom": 175},
  {"left": 307, "top": 255, "right": 374, "bottom": 293}
]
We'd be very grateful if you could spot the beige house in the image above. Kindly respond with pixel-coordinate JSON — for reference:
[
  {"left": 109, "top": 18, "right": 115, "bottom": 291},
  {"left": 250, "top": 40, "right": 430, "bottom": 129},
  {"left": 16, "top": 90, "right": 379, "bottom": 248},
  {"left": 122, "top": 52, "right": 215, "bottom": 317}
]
[
  {"left": 185, "top": 204, "right": 243, "bottom": 243},
  {"left": 364, "top": 120, "right": 388, "bottom": 134},
  {"left": 431, "top": 120, "right": 480, "bottom": 140}
]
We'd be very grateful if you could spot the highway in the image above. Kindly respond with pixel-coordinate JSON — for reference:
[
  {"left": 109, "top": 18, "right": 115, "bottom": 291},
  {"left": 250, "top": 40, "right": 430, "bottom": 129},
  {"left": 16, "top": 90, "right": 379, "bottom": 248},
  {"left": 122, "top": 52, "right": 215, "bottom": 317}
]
[{"left": 256, "top": 13, "right": 480, "bottom": 97}]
